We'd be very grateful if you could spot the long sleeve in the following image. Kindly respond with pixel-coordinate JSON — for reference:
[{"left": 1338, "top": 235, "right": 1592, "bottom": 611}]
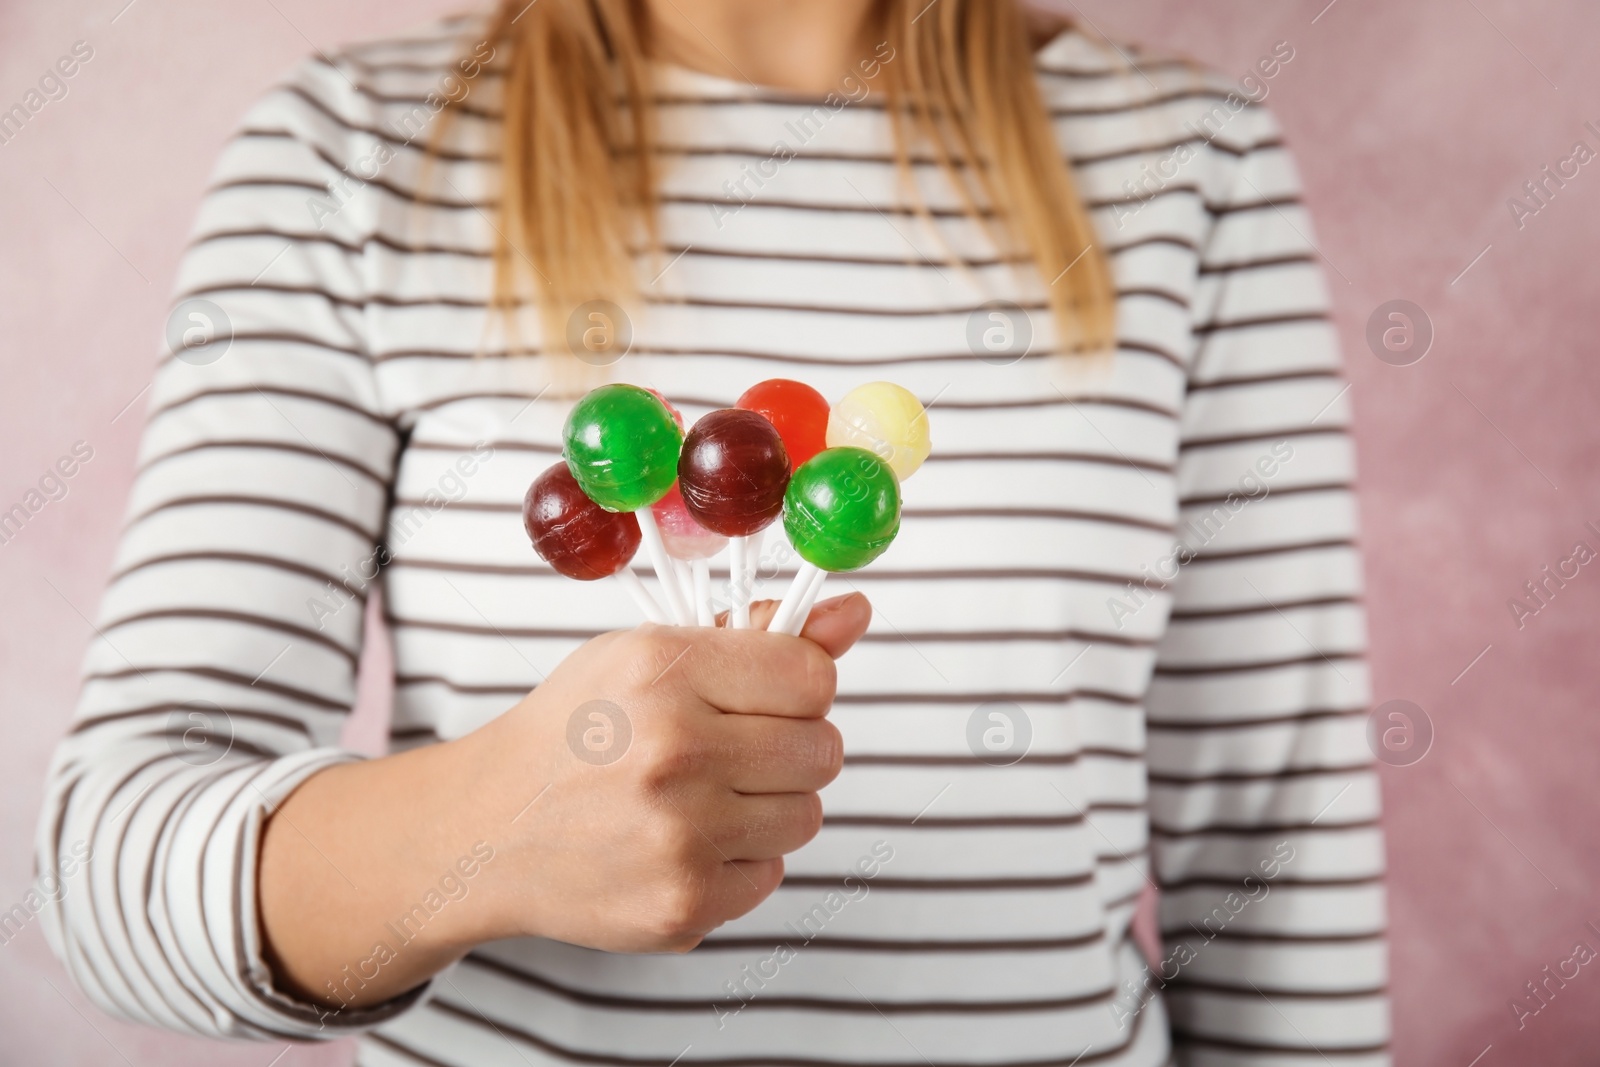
[
  {"left": 1144, "top": 101, "right": 1390, "bottom": 1065},
  {"left": 33, "top": 55, "right": 422, "bottom": 1040}
]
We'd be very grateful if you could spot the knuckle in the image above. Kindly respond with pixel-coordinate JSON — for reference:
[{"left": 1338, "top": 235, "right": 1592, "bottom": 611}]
[
  {"left": 649, "top": 876, "right": 710, "bottom": 942},
  {"left": 646, "top": 808, "right": 703, "bottom": 865},
  {"left": 622, "top": 629, "right": 692, "bottom": 691},
  {"left": 592, "top": 627, "right": 630, "bottom": 653},
  {"left": 637, "top": 722, "right": 706, "bottom": 790}
]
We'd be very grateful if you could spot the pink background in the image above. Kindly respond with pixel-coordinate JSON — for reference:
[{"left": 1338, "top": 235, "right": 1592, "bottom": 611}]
[{"left": 2, "top": 0, "right": 1596, "bottom": 1063}]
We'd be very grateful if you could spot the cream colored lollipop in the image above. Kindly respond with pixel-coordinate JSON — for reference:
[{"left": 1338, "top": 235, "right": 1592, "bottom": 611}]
[{"left": 824, "top": 381, "right": 931, "bottom": 480}]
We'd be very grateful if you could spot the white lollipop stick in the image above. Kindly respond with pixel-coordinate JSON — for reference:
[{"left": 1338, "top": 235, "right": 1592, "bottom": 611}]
[
  {"left": 729, "top": 535, "right": 750, "bottom": 629},
  {"left": 777, "top": 567, "right": 829, "bottom": 636},
  {"left": 637, "top": 508, "right": 693, "bottom": 625},
  {"left": 692, "top": 558, "right": 714, "bottom": 626},
  {"left": 611, "top": 568, "right": 666, "bottom": 624},
  {"left": 743, "top": 528, "right": 766, "bottom": 609},
  {"left": 672, "top": 558, "right": 696, "bottom": 624},
  {"left": 768, "top": 561, "right": 820, "bottom": 635}
]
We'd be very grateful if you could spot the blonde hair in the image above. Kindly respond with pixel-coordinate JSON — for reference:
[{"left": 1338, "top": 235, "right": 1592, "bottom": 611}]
[{"left": 464, "top": 0, "right": 1115, "bottom": 361}]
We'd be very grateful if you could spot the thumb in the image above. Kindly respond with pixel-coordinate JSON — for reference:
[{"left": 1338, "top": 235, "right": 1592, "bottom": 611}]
[{"left": 742, "top": 593, "right": 872, "bottom": 659}]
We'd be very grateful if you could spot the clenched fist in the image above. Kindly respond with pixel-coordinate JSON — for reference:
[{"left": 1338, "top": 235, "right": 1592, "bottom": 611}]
[{"left": 465, "top": 593, "right": 868, "bottom": 953}]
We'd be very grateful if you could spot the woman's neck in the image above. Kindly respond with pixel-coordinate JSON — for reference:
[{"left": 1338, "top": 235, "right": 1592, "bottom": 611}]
[{"left": 644, "top": 0, "right": 880, "bottom": 93}]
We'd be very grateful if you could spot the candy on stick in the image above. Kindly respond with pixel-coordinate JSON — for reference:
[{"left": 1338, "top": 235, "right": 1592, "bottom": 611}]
[
  {"left": 536, "top": 379, "right": 922, "bottom": 632},
  {"left": 523, "top": 462, "right": 665, "bottom": 623},
  {"left": 768, "top": 447, "right": 901, "bottom": 636},
  {"left": 825, "top": 381, "right": 931, "bottom": 481},
  {"left": 677, "top": 408, "right": 790, "bottom": 628},
  {"left": 651, "top": 482, "right": 727, "bottom": 560},
  {"left": 679, "top": 409, "right": 791, "bottom": 535},
  {"left": 645, "top": 392, "right": 695, "bottom": 617},
  {"left": 735, "top": 380, "right": 829, "bottom": 609},
  {"left": 737, "top": 379, "right": 830, "bottom": 470},
  {"left": 563, "top": 384, "right": 691, "bottom": 623},
  {"left": 651, "top": 482, "right": 726, "bottom": 626},
  {"left": 771, "top": 383, "right": 929, "bottom": 634}
]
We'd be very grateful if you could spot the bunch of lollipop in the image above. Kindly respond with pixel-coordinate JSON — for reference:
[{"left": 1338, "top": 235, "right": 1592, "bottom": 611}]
[{"left": 522, "top": 379, "right": 930, "bottom": 635}]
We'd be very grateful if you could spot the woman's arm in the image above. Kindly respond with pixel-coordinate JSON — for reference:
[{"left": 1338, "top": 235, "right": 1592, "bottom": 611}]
[
  {"left": 1145, "top": 99, "right": 1390, "bottom": 1063},
  {"left": 33, "top": 54, "right": 416, "bottom": 1040},
  {"left": 35, "top": 49, "right": 865, "bottom": 1038}
]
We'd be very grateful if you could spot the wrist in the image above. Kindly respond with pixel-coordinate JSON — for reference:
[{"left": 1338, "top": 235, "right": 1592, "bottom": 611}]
[
  {"left": 390, "top": 731, "right": 520, "bottom": 953},
  {"left": 435, "top": 692, "right": 571, "bottom": 946},
  {"left": 259, "top": 735, "right": 511, "bottom": 1009}
]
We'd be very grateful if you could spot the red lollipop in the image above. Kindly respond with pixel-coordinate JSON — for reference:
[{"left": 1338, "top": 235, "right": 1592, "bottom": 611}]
[
  {"left": 679, "top": 409, "right": 790, "bottom": 629},
  {"left": 677, "top": 409, "right": 790, "bottom": 537},
  {"left": 736, "top": 379, "right": 829, "bottom": 470},
  {"left": 524, "top": 462, "right": 665, "bottom": 621},
  {"left": 523, "top": 463, "right": 640, "bottom": 579}
]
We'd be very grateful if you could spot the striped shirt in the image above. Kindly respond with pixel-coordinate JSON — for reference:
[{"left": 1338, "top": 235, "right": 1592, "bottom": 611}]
[{"left": 36, "top": 14, "right": 1389, "bottom": 1067}]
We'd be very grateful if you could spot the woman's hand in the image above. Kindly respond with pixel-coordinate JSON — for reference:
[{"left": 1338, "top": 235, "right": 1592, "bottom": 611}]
[
  {"left": 258, "top": 593, "right": 871, "bottom": 1010},
  {"left": 462, "top": 592, "right": 871, "bottom": 953}
]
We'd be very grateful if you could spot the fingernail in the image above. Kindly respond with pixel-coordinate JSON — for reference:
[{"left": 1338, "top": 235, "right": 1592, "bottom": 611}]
[{"left": 812, "top": 593, "right": 860, "bottom": 616}]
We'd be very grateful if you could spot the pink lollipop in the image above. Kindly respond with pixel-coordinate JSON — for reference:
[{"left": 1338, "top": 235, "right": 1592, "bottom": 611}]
[
  {"left": 651, "top": 483, "right": 727, "bottom": 625},
  {"left": 652, "top": 483, "right": 727, "bottom": 561}
]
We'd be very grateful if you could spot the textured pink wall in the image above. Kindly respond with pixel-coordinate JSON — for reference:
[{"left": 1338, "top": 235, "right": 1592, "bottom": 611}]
[{"left": 1, "top": 1, "right": 1595, "bottom": 1063}]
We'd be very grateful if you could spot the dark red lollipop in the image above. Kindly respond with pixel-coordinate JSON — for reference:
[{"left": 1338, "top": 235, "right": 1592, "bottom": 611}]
[
  {"left": 523, "top": 462, "right": 641, "bottom": 580},
  {"left": 677, "top": 409, "right": 790, "bottom": 537},
  {"left": 736, "top": 379, "right": 829, "bottom": 470}
]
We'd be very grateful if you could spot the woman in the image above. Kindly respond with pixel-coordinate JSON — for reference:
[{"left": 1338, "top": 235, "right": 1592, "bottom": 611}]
[{"left": 37, "top": 1, "right": 1389, "bottom": 1064}]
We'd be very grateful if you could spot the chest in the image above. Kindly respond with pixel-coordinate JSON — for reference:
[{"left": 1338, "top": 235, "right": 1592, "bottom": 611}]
[{"left": 366, "top": 106, "right": 1210, "bottom": 740}]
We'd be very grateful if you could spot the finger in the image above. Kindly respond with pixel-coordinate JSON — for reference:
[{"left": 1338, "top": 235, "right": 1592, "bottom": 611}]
[
  {"left": 661, "top": 857, "right": 785, "bottom": 950},
  {"left": 798, "top": 593, "right": 872, "bottom": 658},
  {"left": 716, "top": 599, "right": 780, "bottom": 629},
  {"left": 738, "top": 599, "right": 780, "bottom": 629},
  {"left": 669, "top": 628, "right": 837, "bottom": 719},
  {"left": 711, "top": 715, "right": 843, "bottom": 794},
  {"left": 716, "top": 794, "right": 825, "bottom": 861},
  {"left": 719, "top": 857, "right": 785, "bottom": 920},
  {"left": 736, "top": 594, "right": 872, "bottom": 660}
]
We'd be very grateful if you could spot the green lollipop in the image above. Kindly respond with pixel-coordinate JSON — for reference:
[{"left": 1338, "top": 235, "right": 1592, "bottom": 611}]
[
  {"left": 769, "top": 447, "right": 900, "bottom": 636},
  {"left": 562, "top": 384, "right": 684, "bottom": 513},
  {"left": 783, "top": 447, "right": 901, "bottom": 571}
]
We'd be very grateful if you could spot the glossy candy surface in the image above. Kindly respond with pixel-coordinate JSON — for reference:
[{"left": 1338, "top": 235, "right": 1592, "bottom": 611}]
[
  {"left": 783, "top": 447, "right": 901, "bottom": 571},
  {"left": 737, "top": 379, "right": 829, "bottom": 469},
  {"left": 651, "top": 483, "right": 727, "bottom": 560},
  {"left": 825, "top": 381, "right": 931, "bottom": 481},
  {"left": 523, "top": 463, "right": 641, "bottom": 580},
  {"left": 563, "top": 384, "right": 684, "bottom": 512},
  {"left": 678, "top": 409, "right": 791, "bottom": 537}
]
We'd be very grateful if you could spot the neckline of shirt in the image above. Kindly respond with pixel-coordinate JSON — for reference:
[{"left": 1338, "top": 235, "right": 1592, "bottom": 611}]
[{"left": 645, "top": 26, "right": 1114, "bottom": 103}]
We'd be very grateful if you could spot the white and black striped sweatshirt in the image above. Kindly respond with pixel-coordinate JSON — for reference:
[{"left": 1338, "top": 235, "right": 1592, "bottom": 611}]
[{"left": 36, "top": 15, "right": 1389, "bottom": 1067}]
